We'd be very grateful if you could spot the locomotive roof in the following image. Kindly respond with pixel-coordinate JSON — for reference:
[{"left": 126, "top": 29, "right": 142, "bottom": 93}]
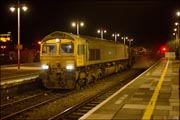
[
  {"left": 42, "top": 31, "right": 78, "bottom": 42},
  {"left": 42, "top": 31, "right": 123, "bottom": 45}
]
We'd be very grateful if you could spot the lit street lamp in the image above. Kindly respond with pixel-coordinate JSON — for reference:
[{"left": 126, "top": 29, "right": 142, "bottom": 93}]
[
  {"left": 97, "top": 28, "right": 107, "bottom": 39},
  {"left": 121, "top": 36, "right": 128, "bottom": 45},
  {"left": 174, "top": 23, "right": 179, "bottom": 49},
  {"left": 173, "top": 32, "right": 176, "bottom": 36},
  {"left": 177, "top": 11, "right": 180, "bottom": 16},
  {"left": 10, "top": 1, "right": 28, "bottom": 69},
  {"left": 176, "top": 10, "right": 180, "bottom": 98},
  {"left": 71, "top": 19, "right": 84, "bottom": 35},
  {"left": 112, "top": 33, "right": 120, "bottom": 42},
  {"left": 128, "top": 39, "right": 134, "bottom": 65},
  {"left": 121, "top": 36, "right": 128, "bottom": 57}
]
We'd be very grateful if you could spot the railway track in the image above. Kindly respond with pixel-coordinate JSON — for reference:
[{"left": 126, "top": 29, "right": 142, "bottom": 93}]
[
  {"left": 48, "top": 69, "right": 144, "bottom": 120},
  {"left": 0, "top": 90, "right": 72, "bottom": 120},
  {"left": 0, "top": 69, "right": 145, "bottom": 119}
]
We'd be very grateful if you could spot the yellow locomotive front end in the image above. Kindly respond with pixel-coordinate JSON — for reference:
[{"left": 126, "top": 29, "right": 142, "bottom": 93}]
[{"left": 39, "top": 32, "right": 78, "bottom": 89}]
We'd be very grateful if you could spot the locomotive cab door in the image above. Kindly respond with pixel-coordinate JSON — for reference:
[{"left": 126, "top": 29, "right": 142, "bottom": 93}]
[{"left": 76, "top": 44, "right": 86, "bottom": 66}]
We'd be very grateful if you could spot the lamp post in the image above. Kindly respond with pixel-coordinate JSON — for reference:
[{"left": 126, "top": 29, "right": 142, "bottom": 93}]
[
  {"left": 174, "top": 23, "right": 179, "bottom": 49},
  {"left": 97, "top": 28, "right": 107, "bottom": 39},
  {"left": 10, "top": 1, "right": 28, "bottom": 69},
  {"left": 112, "top": 33, "right": 120, "bottom": 42},
  {"left": 71, "top": 19, "right": 84, "bottom": 35},
  {"left": 128, "top": 39, "right": 134, "bottom": 66},
  {"left": 173, "top": 32, "right": 176, "bottom": 49},
  {"left": 121, "top": 36, "right": 128, "bottom": 45},
  {"left": 121, "top": 36, "right": 128, "bottom": 57},
  {"left": 176, "top": 11, "right": 180, "bottom": 98}
]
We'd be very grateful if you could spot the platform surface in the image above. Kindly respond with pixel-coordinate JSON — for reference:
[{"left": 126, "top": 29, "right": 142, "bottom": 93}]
[
  {"left": 80, "top": 58, "right": 180, "bottom": 120},
  {"left": 0, "top": 63, "right": 41, "bottom": 86}
]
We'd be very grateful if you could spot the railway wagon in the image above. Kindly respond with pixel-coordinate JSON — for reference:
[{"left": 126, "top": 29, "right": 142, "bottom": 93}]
[{"left": 39, "top": 31, "right": 130, "bottom": 89}]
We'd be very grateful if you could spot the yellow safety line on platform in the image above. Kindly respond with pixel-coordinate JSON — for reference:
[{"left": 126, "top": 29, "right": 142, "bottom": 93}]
[{"left": 142, "top": 59, "right": 169, "bottom": 120}]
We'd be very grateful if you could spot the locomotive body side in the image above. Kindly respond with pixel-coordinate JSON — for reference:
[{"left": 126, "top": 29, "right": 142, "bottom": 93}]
[
  {"left": 85, "top": 37, "right": 129, "bottom": 65},
  {"left": 39, "top": 31, "right": 131, "bottom": 89}
]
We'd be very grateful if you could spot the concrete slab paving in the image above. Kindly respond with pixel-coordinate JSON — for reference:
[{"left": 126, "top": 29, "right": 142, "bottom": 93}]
[{"left": 80, "top": 58, "right": 180, "bottom": 120}]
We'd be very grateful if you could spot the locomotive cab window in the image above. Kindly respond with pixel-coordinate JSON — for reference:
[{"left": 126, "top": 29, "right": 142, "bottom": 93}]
[
  {"left": 42, "top": 44, "right": 56, "bottom": 55},
  {"left": 60, "top": 43, "right": 74, "bottom": 53}
]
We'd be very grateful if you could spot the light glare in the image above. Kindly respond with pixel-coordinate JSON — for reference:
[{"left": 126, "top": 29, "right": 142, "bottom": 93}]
[
  {"left": 72, "top": 22, "right": 76, "bottom": 27},
  {"left": 66, "top": 65, "right": 74, "bottom": 70},
  {"left": 80, "top": 22, "right": 84, "bottom": 26},
  {"left": 42, "top": 64, "right": 49, "bottom": 69},
  {"left": 56, "top": 38, "right": 60, "bottom": 42},
  {"left": 177, "top": 11, "right": 180, "bottom": 16},
  {"left": 22, "top": 6, "right": 28, "bottom": 11},
  {"left": 10, "top": 7, "right": 16, "bottom": 12}
]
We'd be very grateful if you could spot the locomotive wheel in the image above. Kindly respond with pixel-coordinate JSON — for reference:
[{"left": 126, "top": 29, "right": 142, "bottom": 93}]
[
  {"left": 86, "top": 72, "right": 93, "bottom": 85},
  {"left": 75, "top": 78, "right": 85, "bottom": 90},
  {"left": 91, "top": 76, "right": 96, "bottom": 84},
  {"left": 75, "top": 81, "right": 81, "bottom": 90}
]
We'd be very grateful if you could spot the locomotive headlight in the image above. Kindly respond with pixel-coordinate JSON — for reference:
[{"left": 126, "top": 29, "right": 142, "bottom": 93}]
[
  {"left": 66, "top": 64, "right": 74, "bottom": 70},
  {"left": 66, "top": 61, "right": 75, "bottom": 70},
  {"left": 42, "top": 64, "right": 49, "bottom": 69}
]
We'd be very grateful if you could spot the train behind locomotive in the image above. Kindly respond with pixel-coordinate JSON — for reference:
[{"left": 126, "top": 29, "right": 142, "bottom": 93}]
[{"left": 39, "top": 31, "right": 134, "bottom": 89}]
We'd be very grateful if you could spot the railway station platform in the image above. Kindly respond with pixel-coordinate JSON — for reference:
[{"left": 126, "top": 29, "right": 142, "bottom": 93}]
[
  {"left": 80, "top": 58, "right": 180, "bottom": 120},
  {"left": 0, "top": 63, "right": 41, "bottom": 86}
]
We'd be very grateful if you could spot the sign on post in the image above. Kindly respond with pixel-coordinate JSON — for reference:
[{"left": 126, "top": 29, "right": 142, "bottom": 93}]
[{"left": 0, "top": 32, "right": 11, "bottom": 42}]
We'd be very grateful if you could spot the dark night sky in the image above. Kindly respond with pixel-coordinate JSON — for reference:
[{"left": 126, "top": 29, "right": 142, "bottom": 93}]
[{"left": 0, "top": 0, "right": 180, "bottom": 49}]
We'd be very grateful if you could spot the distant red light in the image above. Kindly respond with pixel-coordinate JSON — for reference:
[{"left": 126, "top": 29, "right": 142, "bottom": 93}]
[
  {"left": 160, "top": 45, "right": 167, "bottom": 53},
  {"left": 162, "top": 47, "right": 166, "bottom": 51},
  {"left": 1, "top": 45, "right": 6, "bottom": 49}
]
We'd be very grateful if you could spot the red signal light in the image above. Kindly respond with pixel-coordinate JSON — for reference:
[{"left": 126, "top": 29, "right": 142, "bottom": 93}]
[
  {"left": 162, "top": 47, "right": 166, "bottom": 51},
  {"left": 160, "top": 46, "right": 167, "bottom": 53}
]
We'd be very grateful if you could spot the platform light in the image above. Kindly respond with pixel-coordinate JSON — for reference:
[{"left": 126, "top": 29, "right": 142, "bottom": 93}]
[
  {"left": 112, "top": 33, "right": 120, "bottom": 42},
  {"left": 71, "top": 19, "right": 84, "bottom": 35},
  {"left": 97, "top": 28, "right": 107, "bottom": 39},
  {"left": 173, "top": 32, "right": 176, "bottom": 36},
  {"left": 10, "top": 7, "right": 16, "bottom": 12},
  {"left": 22, "top": 6, "right": 28, "bottom": 11},
  {"left": 177, "top": 11, "right": 180, "bottom": 16},
  {"left": 121, "top": 36, "right": 128, "bottom": 45},
  {"left": 10, "top": 2, "right": 28, "bottom": 69},
  {"left": 80, "top": 22, "right": 84, "bottom": 26},
  {"left": 72, "top": 22, "right": 76, "bottom": 27}
]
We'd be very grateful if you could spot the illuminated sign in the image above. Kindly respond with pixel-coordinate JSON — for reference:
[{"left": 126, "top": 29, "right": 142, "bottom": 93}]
[{"left": 0, "top": 32, "right": 11, "bottom": 42}]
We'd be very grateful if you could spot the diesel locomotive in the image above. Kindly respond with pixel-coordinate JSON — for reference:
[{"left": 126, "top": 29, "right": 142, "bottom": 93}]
[{"left": 39, "top": 31, "right": 134, "bottom": 89}]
